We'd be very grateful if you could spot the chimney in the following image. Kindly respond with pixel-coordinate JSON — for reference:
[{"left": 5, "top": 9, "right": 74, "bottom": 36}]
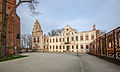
[{"left": 93, "top": 25, "right": 96, "bottom": 30}]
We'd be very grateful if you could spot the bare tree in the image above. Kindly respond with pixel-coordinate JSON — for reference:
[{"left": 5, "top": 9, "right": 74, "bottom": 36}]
[
  {"left": 21, "top": 34, "right": 26, "bottom": 48},
  {"left": 1, "top": 0, "right": 39, "bottom": 57},
  {"left": 48, "top": 29, "right": 63, "bottom": 36},
  {"left": 100, "top": 30, "right": 107, "bottom": 35},
  {"left": 26, "top": 34, "right": 32, "bottom": 49},
  {"left": 21, "top": 34, "right": 32, "bottom": 49}
]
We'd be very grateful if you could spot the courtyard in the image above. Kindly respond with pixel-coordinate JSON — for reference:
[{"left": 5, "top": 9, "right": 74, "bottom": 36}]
[{"left": 0, "top": 53, "right": 120, "bottom": 72}]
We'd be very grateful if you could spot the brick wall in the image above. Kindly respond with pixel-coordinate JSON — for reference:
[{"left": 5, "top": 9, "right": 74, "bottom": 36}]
[{"left": 0, "top": 0, "right": 21, "bottom": 55}]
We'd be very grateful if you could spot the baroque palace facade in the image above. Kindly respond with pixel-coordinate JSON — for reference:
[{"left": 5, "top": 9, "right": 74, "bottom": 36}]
[
  {"left": 0, "top": 0, "right": 21, "bottom": 55},
  {"left": 32, "top": 20, "right": 99, "bottom": 53}
]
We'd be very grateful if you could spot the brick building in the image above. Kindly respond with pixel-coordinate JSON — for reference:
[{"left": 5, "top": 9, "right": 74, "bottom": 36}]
[{"left": 0, "top": 0, "right": 21, "bottom": 55}]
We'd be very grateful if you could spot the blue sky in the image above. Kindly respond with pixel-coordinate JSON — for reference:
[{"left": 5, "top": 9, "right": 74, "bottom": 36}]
[{"left": 17, "top": 0, "right": 120, "bottom": 35}]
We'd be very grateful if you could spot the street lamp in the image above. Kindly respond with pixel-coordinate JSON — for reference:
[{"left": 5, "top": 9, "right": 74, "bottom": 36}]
[{"left": 14, "top": 46, "right": 17, "bottom": 55}]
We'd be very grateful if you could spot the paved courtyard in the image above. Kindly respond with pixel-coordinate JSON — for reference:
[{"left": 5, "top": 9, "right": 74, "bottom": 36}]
[{"left": 0, "top": 53, "right": 120, "bottom": 72}]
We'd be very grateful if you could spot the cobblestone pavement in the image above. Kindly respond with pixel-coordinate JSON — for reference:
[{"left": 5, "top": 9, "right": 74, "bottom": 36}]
[{"left": 0, "top": 53, "right": 120, "bottom": 72}]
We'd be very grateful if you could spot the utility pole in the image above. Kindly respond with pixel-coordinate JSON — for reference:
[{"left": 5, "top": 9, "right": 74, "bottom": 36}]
[{"left": 1, "top": 0, "right": 7, "bottom": 57}]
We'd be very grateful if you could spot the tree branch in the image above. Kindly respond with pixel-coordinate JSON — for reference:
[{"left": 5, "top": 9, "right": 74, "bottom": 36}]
[{"left": 6, "top": 0, "right": 32, "bottom": 21}]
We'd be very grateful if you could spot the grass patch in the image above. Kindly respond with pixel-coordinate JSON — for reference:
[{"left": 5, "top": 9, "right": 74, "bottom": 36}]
[{"left": 0, "top": 55, "right": 28, "bottom": 62}]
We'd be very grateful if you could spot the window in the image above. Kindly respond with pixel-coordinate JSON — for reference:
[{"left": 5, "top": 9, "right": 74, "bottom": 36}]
[
  {"left": 67, "top": 37, "right": 69, "bottom": 42},
  {"left": 47, "top": 39, "right": 49, "bottom": 43},
  {"left": 76, "top": 45, "right": 78, "bottom": 49},
  {"left": 91, "top": 35, "right": 94, "bottom": 40},
  {"left": 53, "top": 39, "right": 54, "bottom": 43},
  {"left": 66, "top": 33, "right": 70, "bottom": 36},
  {"left": 16, "top": 33, "right": 20, "bottom": 39},
  {"left": 72, "top": 45, "right": 74, "bottom": 49},
  {"left": 56, "top": 46, "right": 58, "bottom": 49},
  {"left": 72, "top": 32, "right": 73, "bottom": 35},
  {"left": 44, "top": 38, "right": 46, "bottom": 42},
  {"left": 80, "top": 35, "right": 83, "bottom": 40},
  {"left": 47, "top": 46, "right": 48, "bottom": 49},
  {"left": 50, "top": 39, "right": 51, "bottom": 43},
  {"left": 81, "top": 45, "right": 83, "bottom": 49},
  {"left": 66, "top": 28, "right": 69, "bottom": 31},
  {"left": 50, "top": 46, "right": 51, "bottom": 49},
  {"left": 63, "top": 38, "right": 64, "bottom": 42},
  {"left": 56, "top": 38, "right": 58, "bottom": 42},
  {"left": 8, "top": 7, "right": 10, "bottom": 9},
  {"left": 66, "top": 33, "right": 68, "bottom": 36},
  {"left": 53, "top": 46, "right": 54, "bottom": 49},
  {"left": 76, "top": 36, "right": 78, "bottom": 41},
  {"left": 37, "top": 37, "right": 39, "bottom": 42},
  {"left": 85, "top": 35, "right": 89, "bottom": 40},
  {"left": 60, "top": 46, "right": 61, "bottom": 49},
  {"left": 44, "top": 45, "right": 45, "bottom": 49},
  {"left": 63, "top": 46, "right": 65, "bottom": 49},
  {"left": 34, "top": 38, "right": 36, "bottom": 43},
  {"left": 59, "top": 38, "right": 61, "bottom": 42},
  {"left": 86, "top": 45, "right": 89, "bottom": 49},
  {"left": 72, "top": 37, "right": 74, "bottom": 41}
]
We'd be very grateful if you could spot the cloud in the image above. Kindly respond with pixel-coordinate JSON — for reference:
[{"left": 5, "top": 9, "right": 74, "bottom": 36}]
[
  {"left": 62, "top": 18, "right": 94, "bottom": 32},
  {"left": 16, "top": 0, "right": 120, "bottom": 35}
]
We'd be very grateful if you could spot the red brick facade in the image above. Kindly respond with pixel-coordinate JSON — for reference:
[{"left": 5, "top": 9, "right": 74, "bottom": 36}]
[{"left": 0, "top": 0, "right": 21, "bottom": 55}]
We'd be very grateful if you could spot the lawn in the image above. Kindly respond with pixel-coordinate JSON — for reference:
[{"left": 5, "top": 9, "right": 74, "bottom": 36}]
[{"left": 0, "top": 55, "right": 28, "bottom": 62}]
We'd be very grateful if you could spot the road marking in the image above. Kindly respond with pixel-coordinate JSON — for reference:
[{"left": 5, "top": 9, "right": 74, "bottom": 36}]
[{"left": 79, "top": 56, "right": 85, "bottom": 72}]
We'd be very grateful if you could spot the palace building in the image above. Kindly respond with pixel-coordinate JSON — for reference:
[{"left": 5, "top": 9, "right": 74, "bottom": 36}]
[
  {"left": 0, "top": 0, "right": 21, "bottom": 55},
  {"left": 32, "top": 20, "right": 99, "bottom": 53}
]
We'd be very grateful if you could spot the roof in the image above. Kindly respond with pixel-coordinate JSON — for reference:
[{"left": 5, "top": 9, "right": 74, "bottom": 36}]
[{"left": 32, "top": 20, "right": 43, "bottom": 33}]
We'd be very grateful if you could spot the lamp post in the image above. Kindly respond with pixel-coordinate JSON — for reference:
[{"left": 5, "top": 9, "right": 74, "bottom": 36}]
[{"left": 14, "top": 46, "right": 17, "bottom": 55}]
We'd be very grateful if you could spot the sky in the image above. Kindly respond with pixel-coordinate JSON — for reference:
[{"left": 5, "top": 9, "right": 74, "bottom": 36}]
[{"left": 17, "top": 0, "right": 120, "bottom": 35}]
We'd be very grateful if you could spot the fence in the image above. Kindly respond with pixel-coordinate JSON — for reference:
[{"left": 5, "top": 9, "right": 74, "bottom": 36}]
[{"left": 90, "top": 26, "right": 120, "bottom": 59}]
